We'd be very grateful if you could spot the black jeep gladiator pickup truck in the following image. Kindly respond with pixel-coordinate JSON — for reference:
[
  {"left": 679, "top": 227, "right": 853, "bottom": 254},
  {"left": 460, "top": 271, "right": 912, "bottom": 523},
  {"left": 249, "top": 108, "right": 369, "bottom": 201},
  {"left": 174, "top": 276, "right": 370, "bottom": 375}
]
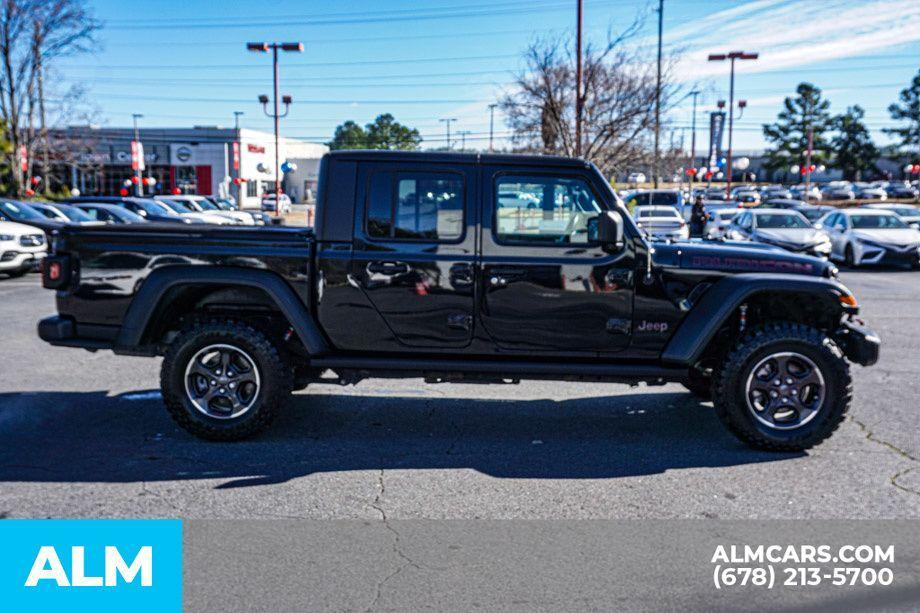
[{"left": 38, "top": 151, "right": 879, "bottom": 450}]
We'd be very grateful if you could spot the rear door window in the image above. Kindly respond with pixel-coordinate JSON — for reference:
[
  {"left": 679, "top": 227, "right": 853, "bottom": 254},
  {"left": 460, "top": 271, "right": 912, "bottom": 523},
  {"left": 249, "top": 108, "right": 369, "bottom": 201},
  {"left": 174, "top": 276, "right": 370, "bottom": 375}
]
[{"left": 366, "top": 171, "right": 464, "bottom": 241}]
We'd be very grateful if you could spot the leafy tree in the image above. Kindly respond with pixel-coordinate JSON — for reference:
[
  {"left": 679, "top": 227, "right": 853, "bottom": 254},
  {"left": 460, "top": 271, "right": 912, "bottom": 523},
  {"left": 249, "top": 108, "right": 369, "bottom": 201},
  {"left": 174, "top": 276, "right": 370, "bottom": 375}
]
[
  {"left": 328, "top": 120, "right": 367, "bottom": 150},
  {"left": 364, "top": 113, "right": 421, "bottom": 150},
  {"left": 327, "top": 114, "right": 421, "bottom": 150},
  {"left": 762, "top": 83, "right": 833, "bottom": 174},
  {"left": 884, "top": 69, "right": 920, "bottom": 161},
  {"left": 831, "top": 106, "right": 878, "bottom": 181}
]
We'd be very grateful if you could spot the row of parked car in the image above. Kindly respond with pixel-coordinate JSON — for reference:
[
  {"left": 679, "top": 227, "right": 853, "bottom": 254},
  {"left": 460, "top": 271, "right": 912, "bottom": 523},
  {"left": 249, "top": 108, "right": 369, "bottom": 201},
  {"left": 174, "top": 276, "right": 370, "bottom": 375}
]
[
  {"left": 629, "top": 194, "right": 920, "bottom": 269},
  {"left": 0, "top": 194, "right": 277, "bottom": 278}
]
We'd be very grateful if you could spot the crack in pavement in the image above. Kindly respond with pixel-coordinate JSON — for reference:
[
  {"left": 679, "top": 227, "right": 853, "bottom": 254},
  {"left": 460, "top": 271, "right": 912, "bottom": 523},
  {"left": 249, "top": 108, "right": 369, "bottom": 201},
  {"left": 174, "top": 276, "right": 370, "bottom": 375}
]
[
  {"left": 849, "top": 416, "right": 920, "bottom": 498},
  {"left": 366, "top": 468, "right": 443, "bottom": 612}
]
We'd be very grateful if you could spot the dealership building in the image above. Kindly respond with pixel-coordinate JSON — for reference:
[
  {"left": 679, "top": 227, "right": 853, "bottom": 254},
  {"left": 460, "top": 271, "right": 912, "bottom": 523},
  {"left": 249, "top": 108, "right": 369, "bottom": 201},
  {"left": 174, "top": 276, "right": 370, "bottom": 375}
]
[{"left": 48, "top": 126, "right": 328, "bottom": 209}]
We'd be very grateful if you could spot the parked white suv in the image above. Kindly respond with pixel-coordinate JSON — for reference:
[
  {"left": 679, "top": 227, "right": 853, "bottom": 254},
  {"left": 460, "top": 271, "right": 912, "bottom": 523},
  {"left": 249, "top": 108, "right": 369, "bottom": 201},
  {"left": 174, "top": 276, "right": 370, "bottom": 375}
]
[{"left": 0, "top": 220, "right": 47, "bottom": 277}]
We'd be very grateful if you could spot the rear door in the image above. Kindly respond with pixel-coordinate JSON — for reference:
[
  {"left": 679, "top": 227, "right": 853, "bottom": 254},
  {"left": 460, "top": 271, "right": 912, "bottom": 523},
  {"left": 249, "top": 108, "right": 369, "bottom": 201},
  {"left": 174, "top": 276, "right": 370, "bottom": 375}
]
[
  {"left": 478, "top": 166, "right": 636, "bottom": 355},
  {"left": 350, "top": 161, "right": 477, "bottom": 348}
]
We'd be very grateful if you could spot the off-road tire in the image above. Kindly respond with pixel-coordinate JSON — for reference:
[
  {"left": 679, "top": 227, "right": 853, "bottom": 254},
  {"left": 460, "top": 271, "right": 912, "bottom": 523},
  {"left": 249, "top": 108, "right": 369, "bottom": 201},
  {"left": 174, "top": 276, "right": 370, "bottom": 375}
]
[
  {"left": 712, "top": 322, "right": 851, "bottom": 451},
  {"left": 161, "top": 318, "right": 292, "bottom": 441},
  {"left": 682, "top": 367, "right": 713, "bottom": 399}
]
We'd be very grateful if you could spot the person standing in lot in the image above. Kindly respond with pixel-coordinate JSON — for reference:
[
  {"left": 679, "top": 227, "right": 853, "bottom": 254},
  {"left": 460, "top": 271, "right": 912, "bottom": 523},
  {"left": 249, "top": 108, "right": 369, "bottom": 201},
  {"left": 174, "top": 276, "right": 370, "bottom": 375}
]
[{"left": 690, "top": 195, "right": 707, "bottom": 238}]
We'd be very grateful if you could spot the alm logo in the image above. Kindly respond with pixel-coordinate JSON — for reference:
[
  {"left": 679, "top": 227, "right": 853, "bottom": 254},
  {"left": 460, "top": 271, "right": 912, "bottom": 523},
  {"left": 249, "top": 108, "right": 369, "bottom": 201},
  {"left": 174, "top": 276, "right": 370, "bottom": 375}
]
[{"left": 25, "top": 545, "right": 153, "bottom": 587}]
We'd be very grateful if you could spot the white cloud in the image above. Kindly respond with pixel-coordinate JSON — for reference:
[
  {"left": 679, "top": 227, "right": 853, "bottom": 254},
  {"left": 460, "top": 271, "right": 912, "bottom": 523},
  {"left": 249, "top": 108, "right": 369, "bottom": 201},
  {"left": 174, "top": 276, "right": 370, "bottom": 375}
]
[{"left": 671, "top": 0, "right": 920, "bottom": 81}]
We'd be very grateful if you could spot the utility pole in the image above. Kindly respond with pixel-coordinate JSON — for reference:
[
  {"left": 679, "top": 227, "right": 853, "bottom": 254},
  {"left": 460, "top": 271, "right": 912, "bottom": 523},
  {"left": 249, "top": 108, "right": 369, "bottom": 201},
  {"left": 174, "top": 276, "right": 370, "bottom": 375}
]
[
  {"left": 33, "top": 21, "right": 48, "bottom": 196},
  {"left": 689, "top": 89, "right": 700, "bottom": 173},
  {"left": 458, "top": 130, "right": 471, "bottom": 152},
  {"left": 439, "top": 118, "right": 457, "bottom": 150},
  {"left": 575, "top": 0, "right": 584, "bottom": 158},
  {"left": 653, "top": 0, "right": 663, "bottom": 187},
  {"left": 488, "top": 104, "right": 498, "bottom": 152},
  {"left": 248, "top": 41, "right": 303, "bottom": 216},
  {"left": 132, "top": 113, "right": 143, "bottom": 196},
  {"left": 233, "top": 111, "right": 244, "bottom": 131},
  {"left": 708, "top": 51, "right": 758, "bottom": 198}
]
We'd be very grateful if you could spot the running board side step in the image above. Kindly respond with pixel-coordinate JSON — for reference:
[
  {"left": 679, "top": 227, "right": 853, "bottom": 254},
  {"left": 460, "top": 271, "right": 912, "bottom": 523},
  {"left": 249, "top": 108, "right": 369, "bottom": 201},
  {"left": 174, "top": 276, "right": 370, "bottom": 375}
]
[{"left": 309, "top": 356, "right": 688, "bottom": 384}]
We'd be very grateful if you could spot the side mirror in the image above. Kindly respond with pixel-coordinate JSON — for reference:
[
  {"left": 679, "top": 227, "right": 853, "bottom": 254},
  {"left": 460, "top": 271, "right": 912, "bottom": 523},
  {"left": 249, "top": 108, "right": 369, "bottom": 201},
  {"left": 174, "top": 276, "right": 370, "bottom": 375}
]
[
  {"left": 813, "top": 222, "right": 823, "bottom": 230},
  {"left": 136, "top": 209, "right": 147, "bottom": 217},
  {"left": 589, "top": 211, "right": 625, "bottom": 250}
]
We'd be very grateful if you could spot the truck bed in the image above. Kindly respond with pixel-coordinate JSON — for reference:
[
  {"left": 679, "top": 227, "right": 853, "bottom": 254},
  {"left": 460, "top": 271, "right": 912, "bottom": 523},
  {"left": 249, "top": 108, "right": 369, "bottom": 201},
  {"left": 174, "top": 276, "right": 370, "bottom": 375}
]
[{"left": 51, "top": 223, "right": 315, "bottom": 331}]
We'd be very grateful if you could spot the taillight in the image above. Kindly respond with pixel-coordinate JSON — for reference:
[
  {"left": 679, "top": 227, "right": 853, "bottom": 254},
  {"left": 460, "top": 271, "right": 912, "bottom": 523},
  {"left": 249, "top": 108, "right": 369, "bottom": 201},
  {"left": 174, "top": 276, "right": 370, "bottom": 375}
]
[{"left": 42, "top": 255, "right": 71, "bottom": 289}]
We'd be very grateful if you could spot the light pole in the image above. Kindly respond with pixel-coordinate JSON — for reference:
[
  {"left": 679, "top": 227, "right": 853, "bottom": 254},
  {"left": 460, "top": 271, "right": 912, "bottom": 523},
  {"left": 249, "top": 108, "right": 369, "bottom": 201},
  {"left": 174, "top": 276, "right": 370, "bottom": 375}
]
[
  {"left": 132, "top": 113, "right": 143, "bottom": 196},
  {"left": 653, "top": 0, "right": 664, "bottom": 187},
  {"left": 439, "top": 117, "right": 457, "bottom": 150},
  {"left": 247, "top": 41, "right": 303, "bottom": 217},
  {"left": 233, "top": 111, "right": 244, "bottom": 131},
  {"left": 575, "top": 0, "right": 584, "bottom": 158},
  {"left": 707, "top": 51, "right": 757, "bottom": 198},
  {"left": 488, "top": 104, "right": 498, "bottom": 152},
  {"left": 688, "top": 90, "right": 700, "bottom": 174}
]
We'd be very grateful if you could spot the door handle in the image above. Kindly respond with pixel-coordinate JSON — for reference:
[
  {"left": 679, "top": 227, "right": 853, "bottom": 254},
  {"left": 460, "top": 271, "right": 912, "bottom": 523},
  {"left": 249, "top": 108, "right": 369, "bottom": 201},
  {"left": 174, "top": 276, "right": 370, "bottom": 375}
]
[{"left": 367, "top": 261, "right": 410, "bottom": 275}]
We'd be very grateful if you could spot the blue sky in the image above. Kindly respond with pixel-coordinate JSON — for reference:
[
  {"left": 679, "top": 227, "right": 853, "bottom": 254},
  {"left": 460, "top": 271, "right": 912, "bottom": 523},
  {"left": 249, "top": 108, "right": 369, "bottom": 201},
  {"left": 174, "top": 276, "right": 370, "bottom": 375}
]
[{"left": 57, "top": 0, "right": 920, "bottom": 152}]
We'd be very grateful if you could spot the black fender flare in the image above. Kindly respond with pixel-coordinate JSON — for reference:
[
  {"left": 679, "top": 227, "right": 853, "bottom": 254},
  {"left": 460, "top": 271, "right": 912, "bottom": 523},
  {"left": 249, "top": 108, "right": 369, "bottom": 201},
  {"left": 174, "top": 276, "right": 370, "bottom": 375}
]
[
  {"left": 116, "top": 266, "right": 329, "bottom": 356},
  {"left": 660, "top": 273, "right": 852, "bottom": 367}
]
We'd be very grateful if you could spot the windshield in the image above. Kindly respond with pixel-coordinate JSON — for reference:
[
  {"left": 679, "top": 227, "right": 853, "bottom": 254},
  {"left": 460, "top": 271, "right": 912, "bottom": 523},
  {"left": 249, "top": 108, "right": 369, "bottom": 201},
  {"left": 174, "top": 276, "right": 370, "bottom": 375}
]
[
  {"left": 755, "top": 213, "right": 810, "bottom": 229},
  {"left": 195, "top": 199, "right": 219, "bottom": 211},
  {"left": 851, "top": 214, "right": 909, "bottom": 229},
  {"left": 158, "top": 199, "right": 193, "bottom": 214},
  {"left": 0, "top": 200, "right": 45, "bottom": 221},
  {"left": 135, "top": 199, "right": 174, "bottom": 216},
  {"left": 648, "top": 192, "right": 678, "bottom": 206},
  {"left": 56, "top": 206, "right": 93, "bottom": 222},
  {"left": 213, "top": 199, "right": 236, "bottom": 210}
]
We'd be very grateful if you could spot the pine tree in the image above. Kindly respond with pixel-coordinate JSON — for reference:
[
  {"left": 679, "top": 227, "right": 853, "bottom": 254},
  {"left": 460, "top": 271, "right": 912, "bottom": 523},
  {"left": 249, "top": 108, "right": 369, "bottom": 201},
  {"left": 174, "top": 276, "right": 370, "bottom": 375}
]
[
  {"left": 762, "top": 83, "right": 833, "bottom": 174},
  {"left": 831, "top": 106, "right": 879, "bottom": 181}
]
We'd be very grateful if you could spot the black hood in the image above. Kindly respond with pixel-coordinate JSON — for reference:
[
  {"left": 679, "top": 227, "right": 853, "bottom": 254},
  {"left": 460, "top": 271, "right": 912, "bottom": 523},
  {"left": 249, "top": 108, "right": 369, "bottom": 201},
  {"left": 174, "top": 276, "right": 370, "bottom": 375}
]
[{"left": 651, "top": 240, "right": 832, "bottom": 277}]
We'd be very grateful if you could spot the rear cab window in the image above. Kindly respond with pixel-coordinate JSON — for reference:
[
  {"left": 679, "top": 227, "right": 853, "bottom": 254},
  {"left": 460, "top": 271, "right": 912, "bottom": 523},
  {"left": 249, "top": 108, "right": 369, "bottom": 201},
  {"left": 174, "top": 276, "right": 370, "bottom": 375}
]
[{"left": 366, "top": 171, "right": 464, "bottom": 242}]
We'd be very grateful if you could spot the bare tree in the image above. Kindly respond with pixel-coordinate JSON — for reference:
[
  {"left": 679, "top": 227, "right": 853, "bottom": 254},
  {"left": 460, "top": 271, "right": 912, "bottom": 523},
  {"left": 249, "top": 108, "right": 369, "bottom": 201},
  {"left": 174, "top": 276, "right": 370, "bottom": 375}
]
[
  {"left": 0, "top": 0, "right": 99, "bottom": 195},
  {"left": 499, "top": 16, "right": 681, "bottom": 178}
]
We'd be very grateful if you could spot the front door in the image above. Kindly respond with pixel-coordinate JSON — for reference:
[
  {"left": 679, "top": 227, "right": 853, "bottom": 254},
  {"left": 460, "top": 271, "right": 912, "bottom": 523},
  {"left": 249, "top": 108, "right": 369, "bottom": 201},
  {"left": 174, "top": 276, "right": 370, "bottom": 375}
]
[
  {"left": 478, "top": 167, "right": 636, "bottom": 355},
  {"left": 350, "top": 161, "right": 477, "bottom": 349}
]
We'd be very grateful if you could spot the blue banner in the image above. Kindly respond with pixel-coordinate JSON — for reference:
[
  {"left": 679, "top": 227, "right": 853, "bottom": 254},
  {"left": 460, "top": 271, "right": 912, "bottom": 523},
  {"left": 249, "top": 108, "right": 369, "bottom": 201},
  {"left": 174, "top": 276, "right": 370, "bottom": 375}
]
[{"left": 0, "top": 520, "right": 182, "bottom": 613}]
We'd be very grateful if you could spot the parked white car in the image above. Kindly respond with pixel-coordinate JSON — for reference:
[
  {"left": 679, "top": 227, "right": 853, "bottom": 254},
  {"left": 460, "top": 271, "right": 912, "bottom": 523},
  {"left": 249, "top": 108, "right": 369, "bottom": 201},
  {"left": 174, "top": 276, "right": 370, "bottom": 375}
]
[
  {"left": 633, "top": 205, "right": 689, "bottom": 240},
  {"left": 163, "top": 195, "right": 254, "bottom": 225},
  {"left": 261, "top": 193, "right": 293, "bottom": 214},
  {"left": 703, "top": 208, "right": 739, "bottom": 240},
  {"left": 154, "top": 197, "right": 236, "bottom": 225},
  {"left": 818, "top": 208, "right": 920, "bottom": 268},
  {"left": 0, "top": 220, "right": 47, "bottom": 277},
  {"left": 860, "top": 203, "right": 920, "bottom": 229}
]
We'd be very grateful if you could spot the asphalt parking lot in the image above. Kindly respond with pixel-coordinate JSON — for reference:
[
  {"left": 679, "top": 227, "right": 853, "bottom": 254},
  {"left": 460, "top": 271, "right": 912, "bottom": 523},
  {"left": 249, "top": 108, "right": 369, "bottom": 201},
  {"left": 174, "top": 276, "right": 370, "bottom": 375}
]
[{"left": 0, "top": 270, "right": 917, "bottom": 520}]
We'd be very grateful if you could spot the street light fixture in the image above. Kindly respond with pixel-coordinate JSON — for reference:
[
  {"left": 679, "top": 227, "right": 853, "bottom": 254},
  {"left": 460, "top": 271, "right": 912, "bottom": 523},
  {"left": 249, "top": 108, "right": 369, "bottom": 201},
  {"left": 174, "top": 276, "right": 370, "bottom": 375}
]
[
  {"left": 247, "top": 41, "right": 303, "bottom": 217},
  {"left": 708, "top": 50, "right": 758, "bottom": 198}
]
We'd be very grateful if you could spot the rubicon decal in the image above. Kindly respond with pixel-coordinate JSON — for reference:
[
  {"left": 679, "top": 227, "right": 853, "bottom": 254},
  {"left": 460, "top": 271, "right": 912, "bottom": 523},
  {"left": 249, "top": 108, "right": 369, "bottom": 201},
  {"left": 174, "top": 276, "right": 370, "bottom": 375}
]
[{"left": 691, "top": 255, "right": 815, "bottom": 274}]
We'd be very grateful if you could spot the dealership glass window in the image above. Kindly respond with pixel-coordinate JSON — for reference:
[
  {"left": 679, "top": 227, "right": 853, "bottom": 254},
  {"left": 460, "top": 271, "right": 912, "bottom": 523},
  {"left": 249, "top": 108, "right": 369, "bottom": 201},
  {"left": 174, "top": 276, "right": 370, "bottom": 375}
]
[
  {"left": 246, "top": 181, "right": 257, "bottom": 198},
  {"left": 366, "top": 172, "right": 464, "bottom": 241},
  {"left": 494, "top": 175, "right": 602, "bottom": 244}
]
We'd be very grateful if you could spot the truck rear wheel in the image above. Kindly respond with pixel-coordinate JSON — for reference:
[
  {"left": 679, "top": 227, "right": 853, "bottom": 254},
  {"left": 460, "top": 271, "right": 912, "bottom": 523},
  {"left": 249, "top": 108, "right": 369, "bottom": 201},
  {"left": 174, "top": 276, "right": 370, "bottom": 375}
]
[
  {"left": 712, "top": 322, "right": 851, "bottom": 451},
  {"left": 160, "top": 318, "right": 292, "bottom": 441}
]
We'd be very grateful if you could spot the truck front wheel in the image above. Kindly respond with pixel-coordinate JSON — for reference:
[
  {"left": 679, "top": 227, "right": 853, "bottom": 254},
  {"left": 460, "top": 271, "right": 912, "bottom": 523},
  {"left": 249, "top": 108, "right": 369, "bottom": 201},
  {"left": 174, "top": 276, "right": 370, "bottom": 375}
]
[
  {"left": 160, "top": 318, "right": 293, "bottom": 441},
  {"left": 712, "top": 322, "right": 851, "bottom": 451}
]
